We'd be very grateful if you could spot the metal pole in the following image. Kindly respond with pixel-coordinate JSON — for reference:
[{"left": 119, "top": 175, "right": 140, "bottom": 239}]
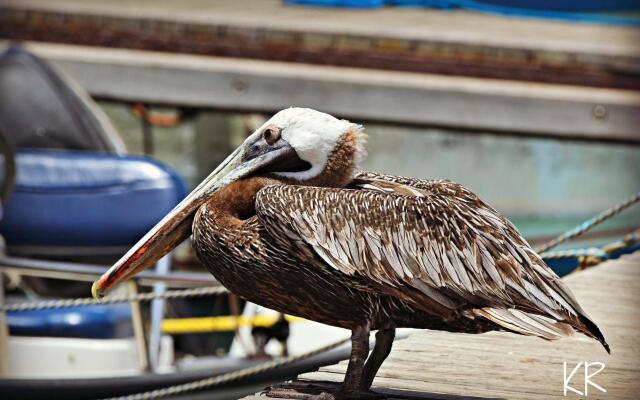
[
  {"left": 128, "top": 281, "right": 150, "bottom": 372},
  {"left": 148, "top": 255, "right": 170, "bottom": 371},
  {"left": 0, "top": 272, "right": 10, "bottom": 376},
  {"left": 141, "top": 105, "right": 154, "bottom": 156}
]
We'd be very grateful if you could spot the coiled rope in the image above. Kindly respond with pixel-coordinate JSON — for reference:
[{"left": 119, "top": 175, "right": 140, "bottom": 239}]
[
  {"left": 534, "top": 191, "right": 640, "bottom": 254},
  {"left": 538, "top": 228, "right": 640, "bottom": 270},
  {"left": 102, "top": 336, "right": 350, "bottom": 400}
]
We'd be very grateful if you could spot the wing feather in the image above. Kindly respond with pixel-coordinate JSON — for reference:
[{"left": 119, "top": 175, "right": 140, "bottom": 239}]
[{"left": 254, "top": 172, "right": 608, "bottom": 351}]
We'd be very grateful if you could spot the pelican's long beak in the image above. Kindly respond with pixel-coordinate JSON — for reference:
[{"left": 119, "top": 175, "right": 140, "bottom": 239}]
[{"left": 92, "top": 145, "right": 253, "bottom": 299}]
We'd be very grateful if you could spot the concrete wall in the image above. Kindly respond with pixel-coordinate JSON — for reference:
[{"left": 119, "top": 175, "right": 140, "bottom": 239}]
[
  {"left": 100, "top": 104, "right": 640, "bottom": 227},
  {"left": 363, "top": 124, "right": 640, "bottom": 217}
]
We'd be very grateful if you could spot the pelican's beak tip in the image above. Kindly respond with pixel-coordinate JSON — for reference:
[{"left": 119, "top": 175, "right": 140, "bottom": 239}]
[{"left": 91, "top": 280, "right": 105, "bottom": 300}]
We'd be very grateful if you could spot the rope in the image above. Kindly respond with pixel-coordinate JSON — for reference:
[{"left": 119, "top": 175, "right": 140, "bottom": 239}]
[
  {"left": 535, "top": 191, "right": 640, "bottom": 254},
  {"left": 2, "top": 281, "right": 348, "bottom": 399},
  {"left": 2, "top": 284, "right": 350, "bottom": 399},
  {"left": 1, "top": 286, "right": 227, "bottom": 312},
  {"left": 539, "top": 248, "right": 608, "bottom": 260},
  {"left": 102, "top": 337, "right": 351, "bottom": 400}
]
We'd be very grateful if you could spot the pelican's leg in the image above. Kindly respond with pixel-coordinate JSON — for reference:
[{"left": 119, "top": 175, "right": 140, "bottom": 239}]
[
  {"left": 342, "top": 324, "right": 370, "bottom": 391},
  {"left": 361, "top": 328, "right": 395, "bottom": 390},
  {"left": 333, "top": 324, "right": 384, "bottom": 399},
  {"left": 309, "top": 324, "right": 381, "bottom": 400}
]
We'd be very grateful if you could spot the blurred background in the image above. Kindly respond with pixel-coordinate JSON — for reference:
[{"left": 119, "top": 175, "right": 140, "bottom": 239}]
[{"left": 0, "top": 0, "right": 638, "bottom": 399}]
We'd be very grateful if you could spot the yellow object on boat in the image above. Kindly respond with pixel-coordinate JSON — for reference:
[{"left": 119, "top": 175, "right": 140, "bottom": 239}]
[{"left": 162, "top": 314, "right": 304, "bottom": 334}]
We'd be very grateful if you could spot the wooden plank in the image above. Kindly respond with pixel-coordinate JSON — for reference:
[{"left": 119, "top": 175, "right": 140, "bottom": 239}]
[
  {"left": 5, "top": 42, "right": 640, "bottom": 143},
  {"left": 251, "top": 252, "right": 640, "bottom": 399},
  {"left": 1, "top": 0, "right": 637, "bottom": 56},
  {"left": 3, "top": 0, "right": 636, "bottom": 56}
]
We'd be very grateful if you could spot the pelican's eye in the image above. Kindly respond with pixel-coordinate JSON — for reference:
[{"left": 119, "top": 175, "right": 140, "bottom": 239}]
[{"left": 263, "top": 125, "right": 281, "bottom": 145}]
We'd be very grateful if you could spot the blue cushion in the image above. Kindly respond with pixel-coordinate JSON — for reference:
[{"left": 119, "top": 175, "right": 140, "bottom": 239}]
[
  {"left": 8, "top": 304, "right": 133, "bottom": 339},
  {"left": 0, "top": 150, "right": 186, "bottom": 249}
]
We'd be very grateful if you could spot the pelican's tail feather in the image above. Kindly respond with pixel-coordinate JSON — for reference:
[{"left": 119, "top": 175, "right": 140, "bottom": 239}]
[{"left": 473, "top": 307, "right": 575, "bottom": 340}]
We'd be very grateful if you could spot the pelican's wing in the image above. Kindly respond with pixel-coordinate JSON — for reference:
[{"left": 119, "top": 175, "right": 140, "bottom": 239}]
[{"left": 255, "top": 172, "right": 608, "bottom": 351}]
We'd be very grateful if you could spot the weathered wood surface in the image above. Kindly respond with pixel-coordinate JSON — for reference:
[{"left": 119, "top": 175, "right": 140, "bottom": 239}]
[
  {"left": 246, "top": 251, "right": 640, "bottom": 399},
  {"left": 3, "top": 41, "right": 639, "bottom": 143},
  {"left": 1, "top": 0, "right": 639, "bottom": 89}
]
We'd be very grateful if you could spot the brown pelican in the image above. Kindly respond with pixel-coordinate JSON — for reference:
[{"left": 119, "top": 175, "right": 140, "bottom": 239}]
[{"left": 93, "top": 108, "right": 609, "bottom": 399}]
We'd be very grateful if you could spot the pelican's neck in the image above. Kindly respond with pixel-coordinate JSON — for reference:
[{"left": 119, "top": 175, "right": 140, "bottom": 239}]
[{"left": 204, "top": 177, "right": 280, "bottom": 224}]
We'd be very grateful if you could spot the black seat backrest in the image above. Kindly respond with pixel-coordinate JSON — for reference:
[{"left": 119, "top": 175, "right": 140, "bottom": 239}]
[{"left": 0, "top": 44, "right": 126, "bottom": 153}]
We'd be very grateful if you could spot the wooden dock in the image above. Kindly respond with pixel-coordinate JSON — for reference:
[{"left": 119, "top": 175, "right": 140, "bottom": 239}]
[
  {"left": 245, "top": 251, "right": 640, "bottom": 399},
  {"left": 1, "top": 0, "right": 639, "bottom": 89}
]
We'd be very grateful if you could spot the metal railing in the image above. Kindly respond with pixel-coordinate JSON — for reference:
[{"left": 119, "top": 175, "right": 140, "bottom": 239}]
[
  {"left": 0, "top": 255, "right": 216, "bottom": 287},
  {"left": 0, "top": 253, "right": 223, "bottom": 375}
]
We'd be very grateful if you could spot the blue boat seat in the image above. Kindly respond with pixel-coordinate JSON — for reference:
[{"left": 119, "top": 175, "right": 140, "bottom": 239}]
[
  {"left": 0, "top": 149, "right": 187, "bottom": 256},
  {"left": 7, "top": 304, "right": 133, "bottom": 339}
]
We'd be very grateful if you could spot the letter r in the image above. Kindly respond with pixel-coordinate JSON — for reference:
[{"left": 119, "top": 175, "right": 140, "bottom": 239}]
[{"left": 584, "top": 362, "right": 606, "bottom": 396}]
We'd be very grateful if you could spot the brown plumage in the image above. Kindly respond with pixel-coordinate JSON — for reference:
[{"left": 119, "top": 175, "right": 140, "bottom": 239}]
[
  {"left": 94, "top": 108, "right": 608, "bottom": 400},
  {"left": 194, "top": 172, "right": 608, "bottom": 347}
]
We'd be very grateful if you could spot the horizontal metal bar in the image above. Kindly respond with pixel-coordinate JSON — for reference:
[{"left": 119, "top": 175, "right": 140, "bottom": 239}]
[
  {"left": 11, "top": 42, "right": 640, "bottom": 143},
  {"left": 0, "top": 256, "right": 217, "bottom": 287}
]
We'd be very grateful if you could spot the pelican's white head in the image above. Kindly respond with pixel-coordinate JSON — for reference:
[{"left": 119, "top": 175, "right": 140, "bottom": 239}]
[{"left": 249, "top": 108, "right": 366, "bottom": 183}]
